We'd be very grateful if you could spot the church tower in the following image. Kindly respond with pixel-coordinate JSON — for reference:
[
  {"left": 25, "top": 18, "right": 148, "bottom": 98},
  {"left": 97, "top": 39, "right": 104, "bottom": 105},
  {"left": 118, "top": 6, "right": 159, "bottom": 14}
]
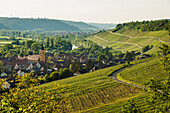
[{"left": 39, "top": 44, "right": 45, "bottom": 62}]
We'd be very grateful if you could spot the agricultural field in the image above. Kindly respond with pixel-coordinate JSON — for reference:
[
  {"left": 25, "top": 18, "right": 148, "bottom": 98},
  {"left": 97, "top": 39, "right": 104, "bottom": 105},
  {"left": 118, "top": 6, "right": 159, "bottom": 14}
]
[{"left": 118, "top": 58, "right": 169, "bottom": 86}]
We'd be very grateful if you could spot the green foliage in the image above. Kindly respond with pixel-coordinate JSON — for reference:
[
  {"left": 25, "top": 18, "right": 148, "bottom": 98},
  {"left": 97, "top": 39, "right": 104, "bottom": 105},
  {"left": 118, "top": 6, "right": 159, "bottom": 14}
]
[
  {"left": 70, "top": 61, "right": 82, "bottom": 73},
  {"left": 114, "top": 19, "right": 170, "bottom": 32},
  {"left": 44, "top": 73, "right": 50, "bottom": 83},
  {"left": 31, "top": 42, "right": 40, "bottom": 53},
  {"left": 0, "top": 61, "right": 4, "bottom": 75},
  {"left": 142, "top": 45, "right": 153, "bottom": 53},
  {"left": 86, "top": 59, "right": 94, "bottom": 70},
  {"left": 125, "top": 51, "right": 135, "bottom": 64},
  {"left": 122, "top": 99, "right": 141, "bottom": 113},
  {"left": 0, "top": 17, "right": 80, "bottom": 31},
  {"left": 98, "top": 54, "right": 107, "bottom": 61},
  {"left": 50, "top": 71, "right": 59, "bottom": 80},
  {"left": 0, "top": 74, "right": 71, "bottom": 112},
  {"left": 25, "top": 40, "right": 35, "bottom": 49},
  {"left": 158, "top": 43, "right": 170, "bottom": 74},
  {"left": 59, "top": 68, "right": 73, "bottom": 79},
  {"left": 145, "top": 77, "right": 170, "bottom": 112},
  {"left": 118, "top": 52, "right": 125, "bottom": 59},
  {"left": 3, "top": 43, "right": 13, "bottom": 50}
]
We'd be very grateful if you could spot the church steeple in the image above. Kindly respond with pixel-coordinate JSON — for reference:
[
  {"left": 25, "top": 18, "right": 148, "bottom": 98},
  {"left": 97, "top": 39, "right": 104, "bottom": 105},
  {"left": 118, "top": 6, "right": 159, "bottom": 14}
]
[
  {"left": 41, "top": 44, "right": 44, "bottom": 50},
  {"left": 39, "top": 44, "right": 45, "bottom": 62}
]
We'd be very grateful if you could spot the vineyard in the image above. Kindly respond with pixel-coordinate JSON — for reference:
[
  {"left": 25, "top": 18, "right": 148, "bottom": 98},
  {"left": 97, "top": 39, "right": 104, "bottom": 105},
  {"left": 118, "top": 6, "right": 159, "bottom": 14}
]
[
  {"left": 118, "top": 58, "right": 169, "bottom": 86},
  {"left": 69, "top": 85, "right": 142, "bottom": 112},
  {"left": 39, "top": 62, "right": 147, "bottom": 112},
  {"left": 86, "top": 29, "right": 170, "bottom": 54},
  {"left": 82, "top": 94, "right": 168, "bottom": 113}
]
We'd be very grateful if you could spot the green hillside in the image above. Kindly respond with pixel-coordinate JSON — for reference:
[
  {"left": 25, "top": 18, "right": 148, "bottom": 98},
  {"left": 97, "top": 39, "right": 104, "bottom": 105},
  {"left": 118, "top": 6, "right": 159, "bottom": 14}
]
[
  {"left": 37, "top": 58, "right": 169, "bottom": 112},
  {"left": 86, "top": 20, "right": 170, "bottom": 55},
  {"left": 0, "top": 17, "right": 81, "bottom": 31}
]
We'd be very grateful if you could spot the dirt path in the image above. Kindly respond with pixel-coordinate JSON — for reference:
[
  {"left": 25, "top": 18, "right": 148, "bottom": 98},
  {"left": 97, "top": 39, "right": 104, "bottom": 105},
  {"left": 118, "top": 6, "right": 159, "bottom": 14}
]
[
  {"left": 94, "top": 35, "right": 142, "bottom": 51},
  {"left": 109, "top": 66, "right": 147, "bottom": 89},
  {"left": 109, "top": 63, "right": 164, "bottom": 94},
  {"left": 108, "top": 31, "right": 166, "bottom": 43}
]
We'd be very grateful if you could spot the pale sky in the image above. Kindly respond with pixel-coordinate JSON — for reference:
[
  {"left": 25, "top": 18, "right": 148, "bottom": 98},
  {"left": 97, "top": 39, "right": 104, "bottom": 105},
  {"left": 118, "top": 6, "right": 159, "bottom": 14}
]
[{"left": 0, "top": 0, "right": 170, "bottom": 23}]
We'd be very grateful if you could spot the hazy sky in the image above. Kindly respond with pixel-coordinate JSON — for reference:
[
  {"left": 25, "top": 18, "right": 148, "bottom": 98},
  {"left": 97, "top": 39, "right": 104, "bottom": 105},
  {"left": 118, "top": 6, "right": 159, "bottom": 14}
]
[{"left": 0, "top": 0, "right": 170, "bottom": 23}]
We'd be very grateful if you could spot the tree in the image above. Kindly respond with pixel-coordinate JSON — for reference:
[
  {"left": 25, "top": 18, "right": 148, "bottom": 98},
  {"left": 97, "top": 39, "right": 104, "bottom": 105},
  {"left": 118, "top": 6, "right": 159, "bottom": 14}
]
[
  {"left": 44, "top": 73, "right": 50, "bottom": 83},
  {"left": 50, "top": 71, "right": 59, "bottom": 80},
  {"left": 118, "top": 52, "right": 125, "bottom": 59},
  {"left": 9, "top": 35, "right": 16, "bottom": 40},
  {"left": 98, "top": 54, "right": 107, "bottom": 61},
  {"left": 0, "top": 61, "right": 4, "bottom": 75},
  {"left": 108, "top": 52, "right": 114, "bottom": 61},
  {"left": 25, "top": 40, "right": 35, "bottom": 49},
  {"left": 31, "top": 42, "right": 40, "bottom": 53},
  {"left": 125, "top": 51, "right": 133, "bottom": 64},
  {"left": 3, "top": 44, "right": 13, "bottom": 50},
  {"left": 0, "top": 73, "right": 71, "bottom": 112},
  {"left": 59, "top": 68, "right": 72, "bottom": 79},
  {"left": 46, "top": 37, "right": 49, "bottom": 47},
  {"left": 86, "top": 59, "right": 94, "bottom": 71},
  {"left": 70, "top": 61, "right": 82, "bottom": 73},
  {"left": 5, "top": 53, "right": 11, "bottom": 58},
  {"left": 50, "top": 38, "right": 54, "bottom": 48}
]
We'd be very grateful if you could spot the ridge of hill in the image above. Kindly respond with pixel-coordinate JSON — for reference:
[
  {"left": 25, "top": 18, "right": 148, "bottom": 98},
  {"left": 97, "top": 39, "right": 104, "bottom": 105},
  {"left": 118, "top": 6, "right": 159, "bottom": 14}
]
[
  {"left": 0, "top": 17, "right": 116, "bottom": 31},
  {"left": 0, "top": 17, "right": 80, "bottom": 31}
]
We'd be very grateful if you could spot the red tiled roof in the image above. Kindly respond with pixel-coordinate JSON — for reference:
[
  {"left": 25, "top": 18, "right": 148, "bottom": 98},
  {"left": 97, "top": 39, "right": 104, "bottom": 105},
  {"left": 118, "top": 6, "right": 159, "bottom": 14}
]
[
  {"left": 2, "top": 59, "right": 29, "bottom": 67},
  {"left": 27, "top": 55, "right": 40, "bottom": 61}
]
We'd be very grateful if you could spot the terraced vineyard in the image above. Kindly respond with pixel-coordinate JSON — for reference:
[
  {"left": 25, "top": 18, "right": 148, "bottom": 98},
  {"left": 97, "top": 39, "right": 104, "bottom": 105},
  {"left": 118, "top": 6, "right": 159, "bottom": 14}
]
[
  {"left": 82, "top": 94, "right": 167, "bottom": 113},
  {"left": 118, "top": 58, "right": 169, "bottom": 86},
  {"left": 39, "top": 63, "right": 145, "bottom": 112},
  {"left": 86, "top": 29, "right": 170, "bottom": 54}
]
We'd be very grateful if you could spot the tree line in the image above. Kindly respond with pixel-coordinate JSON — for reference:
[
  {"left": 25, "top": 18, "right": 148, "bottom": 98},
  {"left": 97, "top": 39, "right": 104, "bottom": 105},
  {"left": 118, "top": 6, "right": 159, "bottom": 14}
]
[{"left": 113, "top": 19, "right": 170, "bottom": 32}]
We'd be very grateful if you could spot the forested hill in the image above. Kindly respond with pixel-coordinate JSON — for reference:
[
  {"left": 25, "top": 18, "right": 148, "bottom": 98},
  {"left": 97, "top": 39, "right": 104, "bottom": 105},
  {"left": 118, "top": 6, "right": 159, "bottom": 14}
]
[
  {"left": 0, "top": 17, "right": 81, "bottom": 31},
  {"left": 0, "top": 17, "right": 115, "bottom": 31},
  {"left": 113, "top": 19, "right": 170, "bottom": 32}
]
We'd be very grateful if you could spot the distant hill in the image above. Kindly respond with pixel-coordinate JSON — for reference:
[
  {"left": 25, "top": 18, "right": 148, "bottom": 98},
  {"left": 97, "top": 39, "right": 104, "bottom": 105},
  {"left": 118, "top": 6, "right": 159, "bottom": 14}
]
[
  {"left": 60, "top": 20, "right": 99, "bottom": 30},
  {"left": 0, "top": 17, "right": 115, "bottom": 31},
  {"left": 0, "top": 17, "right": 80, "bottom": 31},
  {"left": 88, "top": 23, "right": 116, "bottom": 30}
]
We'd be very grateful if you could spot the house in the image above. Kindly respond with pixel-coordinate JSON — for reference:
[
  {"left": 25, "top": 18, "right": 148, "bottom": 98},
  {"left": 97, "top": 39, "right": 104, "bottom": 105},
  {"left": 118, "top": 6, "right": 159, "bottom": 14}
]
[{"left": 1, "top": 72, "right": 7, "bottom": 77}]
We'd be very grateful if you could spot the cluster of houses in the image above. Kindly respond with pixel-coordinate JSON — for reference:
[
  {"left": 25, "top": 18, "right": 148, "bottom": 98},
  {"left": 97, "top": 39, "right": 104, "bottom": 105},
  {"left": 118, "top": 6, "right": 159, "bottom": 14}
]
[
  {"left": 1, "top": 45, "right": 152, "bottom": 80},
  {"left": 0, "top": 47, "right": 124, "bottom": 80}
]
